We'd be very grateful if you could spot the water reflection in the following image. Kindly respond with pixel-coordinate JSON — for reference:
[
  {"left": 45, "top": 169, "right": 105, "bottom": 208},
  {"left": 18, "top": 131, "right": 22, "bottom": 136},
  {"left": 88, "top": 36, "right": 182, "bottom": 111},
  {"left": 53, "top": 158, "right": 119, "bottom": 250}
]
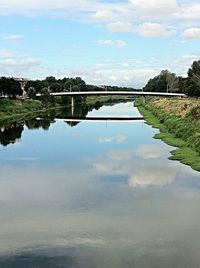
[
  {"left": 0, "top": 100, "right": 133, "bottom": 146},
  {"left": 0, "top": 122, "right": 24, "bottom": 146},
  {"left": 0, "top": 102, "right": 200, "bottom": 267}
]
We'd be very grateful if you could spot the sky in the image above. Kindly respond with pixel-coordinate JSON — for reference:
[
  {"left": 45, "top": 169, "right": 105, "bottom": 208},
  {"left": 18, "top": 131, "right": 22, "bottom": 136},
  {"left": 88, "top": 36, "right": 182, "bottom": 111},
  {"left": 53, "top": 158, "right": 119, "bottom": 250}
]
[{"left": 0, "top": 0, "right": 200, "bottom": 88}]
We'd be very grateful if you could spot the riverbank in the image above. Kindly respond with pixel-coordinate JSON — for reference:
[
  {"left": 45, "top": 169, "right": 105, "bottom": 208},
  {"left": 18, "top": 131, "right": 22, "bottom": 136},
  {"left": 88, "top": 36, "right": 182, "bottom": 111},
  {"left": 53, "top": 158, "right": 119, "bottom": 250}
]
[
  {"left": 0, "top": 99, "right": 45, "bottom": 123},
  {"left": 135, "top": 97, "right": 200, "bottom": 172},
  {"left": 0, "top": 96, "right": 128, "bottom": 125}
]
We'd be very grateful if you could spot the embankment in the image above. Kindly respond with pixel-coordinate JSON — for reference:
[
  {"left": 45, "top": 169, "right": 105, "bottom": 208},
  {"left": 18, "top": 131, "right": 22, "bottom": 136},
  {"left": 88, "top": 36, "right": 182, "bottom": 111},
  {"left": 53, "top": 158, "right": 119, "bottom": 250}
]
[
  {"left": 0, "top": 98, "right": 54, "bottom": 124},
  {"left": 135, "top": 97, "right": 200, "bottom": 172},
  {"left": 0, "top": 96, "right": 128, "bottom": 124}
]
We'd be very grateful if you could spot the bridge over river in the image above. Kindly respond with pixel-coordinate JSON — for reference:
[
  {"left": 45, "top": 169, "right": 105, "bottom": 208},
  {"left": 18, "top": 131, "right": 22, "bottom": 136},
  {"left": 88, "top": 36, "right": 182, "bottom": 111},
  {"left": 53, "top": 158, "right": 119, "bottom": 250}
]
[
  {"left": 36, "top": 91, "right": 186, "bottom": 97},
  {"left": 36, "top": 91, "right": 186, "bottom": 117}
]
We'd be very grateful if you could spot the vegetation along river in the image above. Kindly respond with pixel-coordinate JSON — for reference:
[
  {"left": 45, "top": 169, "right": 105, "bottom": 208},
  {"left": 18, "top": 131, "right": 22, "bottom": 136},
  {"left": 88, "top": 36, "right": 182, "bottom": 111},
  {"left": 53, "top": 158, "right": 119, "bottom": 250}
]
[{"left": 0, "top": 101, "right": 200, "bottom": 268}]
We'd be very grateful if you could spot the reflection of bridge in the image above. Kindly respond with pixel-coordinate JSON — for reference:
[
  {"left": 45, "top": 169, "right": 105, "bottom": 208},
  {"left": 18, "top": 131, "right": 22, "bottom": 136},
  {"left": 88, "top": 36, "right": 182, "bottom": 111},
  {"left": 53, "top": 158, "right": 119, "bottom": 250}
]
[{"left": 61, "top": 116, "right": 144, "bottom": 122}]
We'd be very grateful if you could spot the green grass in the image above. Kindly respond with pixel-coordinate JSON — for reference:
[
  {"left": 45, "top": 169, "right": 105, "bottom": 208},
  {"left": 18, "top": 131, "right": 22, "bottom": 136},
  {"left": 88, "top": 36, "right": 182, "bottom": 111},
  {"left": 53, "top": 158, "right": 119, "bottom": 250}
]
[
  {"left": 0, "top": 99, "right": 48, "bottom": 124},
  {"left": 170, "top": 148, "right": 200, "bottom": 171},
  {"left": 154, "top": 132, "right": 186, "bottom": 147},
  {"left": 134, "top": 98, "right": 200, "bottom": 172}
]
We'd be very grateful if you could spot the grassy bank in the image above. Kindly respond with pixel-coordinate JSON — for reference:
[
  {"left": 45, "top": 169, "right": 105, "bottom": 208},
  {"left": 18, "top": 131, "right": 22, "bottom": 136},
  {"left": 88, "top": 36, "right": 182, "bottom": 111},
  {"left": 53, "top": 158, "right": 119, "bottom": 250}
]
[
  {"left": 0, "top": 96, "right": 128, "bottom": 124},
  {"left": 0, "top": 98, "right": 58, "bottom": 125},
  {"left": 135, "top": 97, "right": 200, "bottom": 172},
  {"left": 85, "top": 95, "right": 129, "bottom": 105}
]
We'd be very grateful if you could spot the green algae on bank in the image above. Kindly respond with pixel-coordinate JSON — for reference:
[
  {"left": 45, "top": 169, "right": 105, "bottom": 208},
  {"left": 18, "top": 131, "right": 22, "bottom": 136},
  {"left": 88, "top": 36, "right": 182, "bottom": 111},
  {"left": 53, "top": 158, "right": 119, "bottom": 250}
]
[{"left": 135, "top": 99, "right": 200, "bottom": 172}]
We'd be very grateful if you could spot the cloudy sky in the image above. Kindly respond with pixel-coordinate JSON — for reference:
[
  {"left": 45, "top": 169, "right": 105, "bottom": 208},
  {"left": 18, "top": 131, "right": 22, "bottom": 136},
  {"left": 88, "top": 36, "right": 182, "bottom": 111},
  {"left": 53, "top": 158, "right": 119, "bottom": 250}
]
[{"left": 0, "top": 0, "right": 200, "bottom": 87}]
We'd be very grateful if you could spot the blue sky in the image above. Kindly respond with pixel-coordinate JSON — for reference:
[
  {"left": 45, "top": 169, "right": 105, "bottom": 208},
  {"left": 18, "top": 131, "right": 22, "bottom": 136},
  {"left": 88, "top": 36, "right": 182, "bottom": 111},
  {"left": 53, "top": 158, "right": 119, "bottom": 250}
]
[{"left": 0, "top": 0, "right": 200, "bottom": 88}]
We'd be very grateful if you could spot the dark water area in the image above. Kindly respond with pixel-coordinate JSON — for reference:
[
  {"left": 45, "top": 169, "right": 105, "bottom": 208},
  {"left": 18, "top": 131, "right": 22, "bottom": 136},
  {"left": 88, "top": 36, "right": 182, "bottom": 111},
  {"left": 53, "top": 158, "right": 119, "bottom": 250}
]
[{"left": 0, "top": 102, "right": 200, "bottom": 268}]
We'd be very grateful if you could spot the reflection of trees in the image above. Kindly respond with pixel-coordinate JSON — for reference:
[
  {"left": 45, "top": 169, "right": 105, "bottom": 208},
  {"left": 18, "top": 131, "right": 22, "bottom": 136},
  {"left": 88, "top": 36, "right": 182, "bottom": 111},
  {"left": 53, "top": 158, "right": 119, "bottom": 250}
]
[
  {"left": 25, "top": 109, "right": 57, "bottom": 130},
  {"left": 62, "top": 104, "right": 89, "bottom": 127},
  {"left": 0, "top": 122, "right": 24, "bottom": 146},
  {"left": 25, "top": 117, "right": 55, "bottom": 130},
  {"left": 63, "top": 98, "right": 130, "bottom": 127}
]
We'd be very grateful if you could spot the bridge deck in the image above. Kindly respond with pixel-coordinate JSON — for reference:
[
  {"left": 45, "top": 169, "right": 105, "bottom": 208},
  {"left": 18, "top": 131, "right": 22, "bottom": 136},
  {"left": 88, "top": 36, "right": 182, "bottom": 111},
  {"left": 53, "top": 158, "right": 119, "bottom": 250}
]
[{"left": 36, "top": 91, "right": 186, "bottom": 97}]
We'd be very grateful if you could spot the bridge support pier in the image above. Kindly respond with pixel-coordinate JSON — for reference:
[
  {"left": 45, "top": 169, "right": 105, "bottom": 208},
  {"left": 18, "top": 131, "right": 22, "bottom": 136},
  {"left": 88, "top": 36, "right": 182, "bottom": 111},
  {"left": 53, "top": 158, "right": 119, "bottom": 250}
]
[
  {"left": 142, "top": 96, "right": 146, "bottom": 105},
  {"left": 71, "top": 97, "right": 74, "bottom": 117}
]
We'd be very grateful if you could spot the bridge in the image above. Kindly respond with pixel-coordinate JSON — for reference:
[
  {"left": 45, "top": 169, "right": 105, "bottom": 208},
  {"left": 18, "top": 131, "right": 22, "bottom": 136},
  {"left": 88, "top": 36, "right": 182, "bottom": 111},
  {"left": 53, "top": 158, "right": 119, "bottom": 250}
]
[
  {"left": 36, "top": 91, "right": 186, "bottom": 97},
  {"left": 36, "top": 90, "right": 186, "bottom": 117}
]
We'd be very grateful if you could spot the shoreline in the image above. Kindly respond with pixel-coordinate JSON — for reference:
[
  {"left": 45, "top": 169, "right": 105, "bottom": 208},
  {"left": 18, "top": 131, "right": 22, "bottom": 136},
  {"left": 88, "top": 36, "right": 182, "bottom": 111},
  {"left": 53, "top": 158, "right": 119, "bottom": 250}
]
[
  {"left": 134, "top": 98, "right": 200, "bottom": 172},
  {"left": 0, "top": 96, "right": 128, "bottom": 125}
]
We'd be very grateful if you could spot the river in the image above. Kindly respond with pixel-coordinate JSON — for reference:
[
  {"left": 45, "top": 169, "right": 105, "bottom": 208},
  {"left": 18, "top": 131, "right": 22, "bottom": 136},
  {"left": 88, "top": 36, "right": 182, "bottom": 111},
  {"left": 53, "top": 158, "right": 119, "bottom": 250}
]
[{"left": 0, "top": 101, "right": 200, "bottom": 268}]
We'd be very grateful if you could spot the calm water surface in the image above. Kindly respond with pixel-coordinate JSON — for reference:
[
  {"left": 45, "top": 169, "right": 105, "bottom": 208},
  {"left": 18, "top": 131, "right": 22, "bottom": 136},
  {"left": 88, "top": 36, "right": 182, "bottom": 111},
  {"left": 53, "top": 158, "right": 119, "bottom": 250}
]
[{"left": 0, "top": 102, "right": 200, "bottom": 268}]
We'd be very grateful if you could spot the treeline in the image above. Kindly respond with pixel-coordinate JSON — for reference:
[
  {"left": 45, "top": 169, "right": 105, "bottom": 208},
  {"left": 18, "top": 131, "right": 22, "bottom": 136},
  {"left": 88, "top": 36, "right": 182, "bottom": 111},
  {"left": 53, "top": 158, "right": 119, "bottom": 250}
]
[
  {"left": 0, "top": 75, "right": 135, "bottom": 100},
  {"left": 25, "top": 76, "right": 135, "bottom": 98},
  {"left": 0, "top": 77, "right": 22, "bottom": 98},
  {"left": 143, "top": 60, "right": 200, "bottom": 97}
]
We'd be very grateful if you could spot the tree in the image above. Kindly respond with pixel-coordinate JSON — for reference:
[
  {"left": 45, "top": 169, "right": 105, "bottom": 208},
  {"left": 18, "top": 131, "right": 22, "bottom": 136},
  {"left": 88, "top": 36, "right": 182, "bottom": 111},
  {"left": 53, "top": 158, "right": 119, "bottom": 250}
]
[
  {"left": 49, "top": 82, "right": 62, "bottom": 92},
  {"left": 40, "top": 87, "right": 51, "bottom": 106},
  {"left": 0, "top": 77, "right": 22, "bottom": 98},
  {"left": 188, "top": 60, "right": 200, "bottom": 97},
  {"left": 165, "top": 71, "right": 179, "bottom": 93},
  {"left": 45, "top": 76, "right": 56, "bottom": 84},
  {"left": 143, "top": 71, "right": 167, "bottom": 92},
  {"left": 64, "top": 78, "right": 74, "bottom": 91},
  {"left": 27, "top": 87, "right": 36, "bottom": 99},
  {"left": 74, "top": 77, "right": 86, "bottom": 91}
]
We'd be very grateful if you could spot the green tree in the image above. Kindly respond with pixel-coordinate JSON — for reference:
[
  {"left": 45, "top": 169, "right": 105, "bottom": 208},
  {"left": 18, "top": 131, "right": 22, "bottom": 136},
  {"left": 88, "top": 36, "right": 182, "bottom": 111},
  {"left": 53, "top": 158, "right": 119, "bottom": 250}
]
[
  {"left": 27, "top": 87, "right": 37, "bottom": 99},
  {"left": 40, "top": 87, "right": 51, "bottom": 107},
  {"left": 188, "top": 60, "right": 200, "bottom": 97},
  {"left": 50, "top": 82, "right": 62, "bottom": 92},
  {"left": 165, "top": 71, "right": 179, "bottom": 93},
  {"left": 0, "top": 77, "right": 22, "bottom": 98}
]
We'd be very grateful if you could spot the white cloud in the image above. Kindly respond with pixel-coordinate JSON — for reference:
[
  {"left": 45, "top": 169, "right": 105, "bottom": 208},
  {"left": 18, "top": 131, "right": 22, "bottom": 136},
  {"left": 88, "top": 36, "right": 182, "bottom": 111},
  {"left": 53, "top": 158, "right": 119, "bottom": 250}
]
[
  {"left": 83, "top": 62, "right": 157, "bottom": 87},
  {"left": 116, "top": 40, "right": 127, "bottom": 48},
  {"left": 0, "top": 49, "right": 18, "bottom": 58},
  {"left": 106, "top": 21, "right": 133, "bottom": 32},
  {"left": 0, "top": 58, "right": 40, "bottom": 67},
  {"left": 182, "top": 27, "right": 200, "bottom": 39},
  {"left": 138, "top": 22, "right": 174, "bottom": 38},
  {"left": 129, "top": 0, "right": 179, "bottom": 15},
  {"left": 0, "top": 0, "right": 199, "bottom": 38},
  {"left": 109, "top": 74, "right": 118, "bottom": 82},
  {"left": 91, "top": 10, "right": 119, "bottom": 22},
  {"left": 0, "top": 34, "right": 23, "bottom": 41},
  {"left": 97, "top": 39, "right": 127, "bottom": 49},
  {"left": 97, "top": 39, "right": 113, "bottom": 46},
  {"left": 0, "top": 49, "right": 41, "bottom": 77},
  {"left": 176, "top": 2, "right": 200, "bottom": 21}
]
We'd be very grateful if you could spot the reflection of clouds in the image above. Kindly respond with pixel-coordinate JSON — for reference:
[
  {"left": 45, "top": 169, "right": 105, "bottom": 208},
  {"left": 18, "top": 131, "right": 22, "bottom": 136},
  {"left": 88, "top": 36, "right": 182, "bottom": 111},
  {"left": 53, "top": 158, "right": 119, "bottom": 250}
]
[
  {"left": 115, "top": 134, "right": 127, "bottom": 143},
  {"left": 0, "top": 157, "right": 200, "bottom": 266},
  {"left": 108, "top": 150, "right": 131, "bottom": 160},
  {"left": 128, "top": 165, "right": 177, "bottom": 188},
  {"left": 137, "top": 144, "right": 168, "bottom": 159},
  {"left": 92, "top": 147, "right": 178, "bottom": 187},
  {"left": 93, "top": 161, "right": 124, "bottom": 173},
  {"left": 2, "top": 157, "right": 39, "bottom": 162},
  {"left": 88, "top": 102, "right": 140, "bottom": 118},
  {"left": 1, "top": 102, "right": 200, "bottom": 267},
  {"left": 98, "top": 137, "right": 114, "bottom": 143},
  {"left": 98, "top": 134, "right": 127, "bottom": 144}
]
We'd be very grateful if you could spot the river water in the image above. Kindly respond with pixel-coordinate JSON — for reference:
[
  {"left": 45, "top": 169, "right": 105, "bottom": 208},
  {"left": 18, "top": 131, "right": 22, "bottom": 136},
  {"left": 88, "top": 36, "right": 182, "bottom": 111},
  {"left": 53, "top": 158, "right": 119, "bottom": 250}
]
[{"left": 0, "top": 102, "right": 200, "bottom": 268}]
